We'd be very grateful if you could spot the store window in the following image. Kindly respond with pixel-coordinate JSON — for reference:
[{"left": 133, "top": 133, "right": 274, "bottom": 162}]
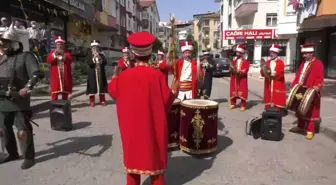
[
  {"left": 266, "top": 13, "right": 277, "bottom": 27},
  {"left": 328, "top": 33, "right": 336, "bottom": 78}
]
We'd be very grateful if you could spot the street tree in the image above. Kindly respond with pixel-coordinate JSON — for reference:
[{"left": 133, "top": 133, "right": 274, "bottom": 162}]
[
  {"left": 152, "top": 38, "right": 163, "bottom": 53},
  {"left": 186, "top": 34, "right": 198, "bottom": 58}
]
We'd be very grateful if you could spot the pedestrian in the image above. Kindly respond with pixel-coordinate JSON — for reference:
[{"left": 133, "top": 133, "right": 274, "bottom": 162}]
[
  {"left": 117, "top": 46, "right": 134, "bottom": 71},
  {"left": 228, "top": 44, "right": 250, "bottom": 111},
  {"left": 289, "top": 43, "right": 324, "bottom": 140},
  {"left": 175, "top": 41, "right": 203, "bottom": 100},
  {"left": 200, "top": 50, "right": 215, "bottom": 99},
  {"left": 108, "top": 32, "right": 178, "bottom": 185},
  {"left": 0, "top": 23, "right": 44, "bottom": 169},
  {"left": 86, "top": 40, "right": 108, "bottom": 107},
  {"left": 46, "top": 36, "right": 73, "bottom": 101},
  {"left": 260, "top": 44, "right": 286, "bottom": 110}
]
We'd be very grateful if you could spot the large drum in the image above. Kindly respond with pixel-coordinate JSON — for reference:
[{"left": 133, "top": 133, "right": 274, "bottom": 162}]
[
  {"left": 167, "top": 99, "right": 181, "bottom": 148},
  {"left": 179, "top": 99, "right": 219, "bottom": 155},
  {"left": 287, "top": 84, "right": 315, "bottom": 115}
]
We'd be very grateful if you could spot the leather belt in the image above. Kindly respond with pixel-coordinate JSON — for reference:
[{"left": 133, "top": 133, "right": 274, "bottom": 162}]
[{"left": 179, "top": 81, "right": 192, "bottom": 92}]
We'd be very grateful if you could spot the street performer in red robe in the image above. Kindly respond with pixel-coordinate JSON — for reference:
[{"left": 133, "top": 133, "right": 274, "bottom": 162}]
[
  {"left": 46, "top": 36, "right": 73, "bottom": 101},
  {"left": 229, "top": 44, "right": 250, "bottom": 111},
  {"left": 290, "top": 43, "right": 324, "bottom": 140},
  {"left": 176, "top": 41, "right": 203, "bottom": 100},
  {"left": 157, "top": 50, "right": 170, "bottom": 84},
  {"left": 260, "top": 44, "right": 286, "bottom": 110},
  {"left": 108, "top": 32, "right": 178, "bottom": 185},
  {"left": 118, "top": 46, "right": 134, "bottom": 71}
]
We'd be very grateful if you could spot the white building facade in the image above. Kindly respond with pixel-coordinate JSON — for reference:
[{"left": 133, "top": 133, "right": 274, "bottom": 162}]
[
  {"left": 217, "top": 0, "right": 295, "bottom": 68},
  {"left": 140, "top": 0, "right": 160, "bottom": 37}
]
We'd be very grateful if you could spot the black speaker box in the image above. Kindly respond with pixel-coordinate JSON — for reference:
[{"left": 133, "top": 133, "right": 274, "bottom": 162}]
[
  {"left": 50, "top": 100, "right": 73, "bottom": 131},
  {"left": 260, "top": 108, "right": 283, "bottom": 141}
]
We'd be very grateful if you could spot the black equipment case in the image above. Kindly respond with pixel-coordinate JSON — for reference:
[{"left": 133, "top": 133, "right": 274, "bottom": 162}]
[
  {"left": 260, "top": 107, "right": 283, "bottom": 141},
  {"left": 50, "top": 100, "right": 73, "bottom": 131}
]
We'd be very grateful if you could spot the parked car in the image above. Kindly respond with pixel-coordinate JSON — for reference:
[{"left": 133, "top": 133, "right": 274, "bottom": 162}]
[{"left": 213, "top": 58, "right": 230, "bottom": 77}]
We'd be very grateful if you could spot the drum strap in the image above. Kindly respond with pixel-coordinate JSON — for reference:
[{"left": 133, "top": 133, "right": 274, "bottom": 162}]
[{"left": 301, "top": 59, "right": 315, "bottom": 85}]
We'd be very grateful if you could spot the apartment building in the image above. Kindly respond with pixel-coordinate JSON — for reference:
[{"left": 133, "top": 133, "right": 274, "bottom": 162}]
[
  {"left": 193, "top": 12, "right": 216, "bottom": 45},
  {"left": 140, "top": 0, "right": 160, "bottom": 37},
  {"left": 158, "top": 22, "right": 171, "bottom": 50},
  {"left": 195, "top": 13, "right": 220, "bottom": 51},
  {"left": 175, "top": 21, "right": 193, "bottom": 41},
  {"left": 295, "top": 0, "right": 336, "bottom": 78},
  {"left": 216, "top": 0, "right": 285, "bottom": 65}
]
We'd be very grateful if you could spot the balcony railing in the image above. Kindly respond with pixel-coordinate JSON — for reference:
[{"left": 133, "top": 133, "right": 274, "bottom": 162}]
[
  {"left": 237, "top": 24, "right": 254, "bottom": 30},
  {"left": 234, "top": 0, "right": 256, "bottom": 9}
]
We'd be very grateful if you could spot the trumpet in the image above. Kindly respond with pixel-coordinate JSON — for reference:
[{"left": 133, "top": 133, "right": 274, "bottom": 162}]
[{"left": 55, "top": 49, "right": 64, "bottom": 61}]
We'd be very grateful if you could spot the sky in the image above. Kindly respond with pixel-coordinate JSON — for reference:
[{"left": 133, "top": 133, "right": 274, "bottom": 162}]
[{"left": 156, "top": 0, "right": 220, "bottom": 22}]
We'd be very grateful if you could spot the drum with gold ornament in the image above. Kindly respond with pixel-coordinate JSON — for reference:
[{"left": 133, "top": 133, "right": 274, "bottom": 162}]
[
  {"left": 167, "top": 98, "right": 181, "bottom": 149},
  {"left": 179, "top": 99, "right": 219, "bottom": 155},
  {"left": 286, "top": 84, "right": 316, "bottom": 115}
]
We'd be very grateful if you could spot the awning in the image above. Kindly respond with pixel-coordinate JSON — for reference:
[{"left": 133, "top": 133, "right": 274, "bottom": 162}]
[{"left": 299, "top": 15, "right": 336, "bottom": 31}]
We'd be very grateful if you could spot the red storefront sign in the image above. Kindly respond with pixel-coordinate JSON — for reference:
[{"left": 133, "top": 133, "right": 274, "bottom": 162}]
[{"left": 223, "top": 29, "right": 275, "bottom": 40}]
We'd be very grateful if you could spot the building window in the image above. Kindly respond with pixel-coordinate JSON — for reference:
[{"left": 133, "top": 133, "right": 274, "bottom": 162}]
[{"left": 266, "top": 13, "right": 277, "bottom": 26}]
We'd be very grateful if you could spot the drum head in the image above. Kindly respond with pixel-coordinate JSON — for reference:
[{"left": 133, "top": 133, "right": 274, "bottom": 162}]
[
  {"left": 174, "top": 98, "right": 181, "bottom": 104},
  {"left": 181, "top": 99, "right": 218, "bottom": 109},
  {"left": 286, "top": 84, "right": 299, "bottom": 107}
]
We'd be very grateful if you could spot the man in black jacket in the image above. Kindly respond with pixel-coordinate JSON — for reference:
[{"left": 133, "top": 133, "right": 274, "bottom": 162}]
[{"left": 199, "top": 50, "right": 215, "bottom": 99}]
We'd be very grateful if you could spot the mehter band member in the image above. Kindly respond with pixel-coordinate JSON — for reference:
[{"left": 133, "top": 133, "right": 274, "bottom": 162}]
[
  {"left": 108, "top": 32, "right": 178, "bottom": 185},
  {"left": 175, "top": 41, "right": 203, "bottom": 100},
  {"left": 86, "top": 40, "right": 108, "bottom": 107},
  {"left": 229, "top": 44, "right": 250, "bottom": 111},
  {"left": 0, "top": 24, "right": 44, "bottom": 169},
  {"left": 290, "top": 43, "right": 324, "bottom": 140},
  {"left": 261, "top": 44, "right": 286, "bottom": 110},
  {"left": 157, "top": 50, "right": 170, "bottom": 84},
  {"left": 46, "top": 36, "right": 73, "bottom": 101},
  {"left": 200, "top": 50, "right": 215, "bottom": 99},
  {"left": 118, "top": 46, "right": 134, "bottom": 71}
]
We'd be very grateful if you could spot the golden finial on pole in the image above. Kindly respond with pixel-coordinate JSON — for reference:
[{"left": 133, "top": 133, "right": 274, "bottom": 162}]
[{"left": 168, "top": 13, "right": 177, "bottom": 79}]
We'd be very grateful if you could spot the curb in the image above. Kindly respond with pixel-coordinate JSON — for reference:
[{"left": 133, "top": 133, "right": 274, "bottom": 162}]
[{"left": 222, "top": 77, "right": 336, "bottom": 142}]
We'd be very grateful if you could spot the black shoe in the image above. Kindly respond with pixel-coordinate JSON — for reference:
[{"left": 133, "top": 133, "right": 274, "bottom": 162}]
[
  {"left": 21, "top": 159, "right": 35, "bottom": 170},
  {"left": 0, "top": 154, "right": 20, "bottom": 164}
]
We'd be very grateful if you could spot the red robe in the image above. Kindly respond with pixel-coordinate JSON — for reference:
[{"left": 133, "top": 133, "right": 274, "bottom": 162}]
[
  {"left": 46, "top": 50, "right": 73, "bottom": 94},
  {"left": 118, "top": 58, "right": 135, "bottom": 71},
  {"left": 291, "top": 57, "right": 324, "bottom": 121},
  {"left": 158, "top": 60, "right": 170, "bottom": 84},
  {"left": 108, "top": 63, "right": 176, "bottom": 175},
  {"left": 229, "top": 58, "right": 250, "bottom": 100},
  {"left": 261, "top": 59, "right": 286, "bottom": 108},
  {"left": 175, "top": 59, "right": 204, "bottom": 99}
]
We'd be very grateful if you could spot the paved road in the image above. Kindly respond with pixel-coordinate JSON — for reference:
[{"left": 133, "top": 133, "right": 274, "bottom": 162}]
[{"left": 1, "top": 77, "right": 336, "bottom": 185}]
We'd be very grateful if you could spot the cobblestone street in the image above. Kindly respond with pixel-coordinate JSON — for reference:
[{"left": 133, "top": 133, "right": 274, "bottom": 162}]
[{"left": 0, "top": 77, "right": 336, "bottom": 185}]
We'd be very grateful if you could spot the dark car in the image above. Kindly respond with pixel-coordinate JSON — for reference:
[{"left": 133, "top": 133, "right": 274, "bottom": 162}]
[{"left": 213, "top": 58, "right": 230, "bottom": 77}]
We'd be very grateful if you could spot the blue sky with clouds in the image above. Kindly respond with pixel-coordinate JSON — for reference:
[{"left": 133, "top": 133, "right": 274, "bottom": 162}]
[{"left": 156, "top": 0, "right": 220, "bottom": 21}]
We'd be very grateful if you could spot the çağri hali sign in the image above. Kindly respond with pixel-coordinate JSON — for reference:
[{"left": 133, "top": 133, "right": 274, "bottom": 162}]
[{"left": 225, "top": 30, "right": 272, "bottom": 37}]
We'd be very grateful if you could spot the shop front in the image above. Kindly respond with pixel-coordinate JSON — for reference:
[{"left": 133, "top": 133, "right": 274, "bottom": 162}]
[
  {"left": 62, "top": 0, "right": 96, "bottom": 58},
  {"left": 223, "top": 29, "right": 278, "bottom": 64}
]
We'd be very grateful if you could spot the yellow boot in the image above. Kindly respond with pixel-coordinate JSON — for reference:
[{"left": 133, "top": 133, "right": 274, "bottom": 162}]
[
  {"left": 240, "top": 107, "right": 246, "bottom": 111},
  {"left": 228, "top": 105, "right": 235, "bottom": 110},
  {"left": 306, "top": 132, "right": 314, "bottom": 140}
]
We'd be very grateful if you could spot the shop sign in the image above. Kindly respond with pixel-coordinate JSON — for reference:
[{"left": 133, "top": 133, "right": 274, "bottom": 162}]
[
  {"left": 223, "top": 29, "right": 275, "bottom": 40},
  {"left": 45, "top": 0, "right": 95, "bottom": 20}
]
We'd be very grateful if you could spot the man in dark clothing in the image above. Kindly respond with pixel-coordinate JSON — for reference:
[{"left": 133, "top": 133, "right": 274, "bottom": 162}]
[
  {"left": 199, "top": 50, "right": 215, "bottom": 99},
  {"left": 86, "top": 40, "right": 108, "bottom": 107},
  {"left": 0, "top": 23, "right": 44, "bottom": 169}
]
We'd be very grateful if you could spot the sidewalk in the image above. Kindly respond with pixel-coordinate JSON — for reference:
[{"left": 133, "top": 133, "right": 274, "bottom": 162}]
[{"left": 242, "top": 72, "right": 336, "bottom": 141}]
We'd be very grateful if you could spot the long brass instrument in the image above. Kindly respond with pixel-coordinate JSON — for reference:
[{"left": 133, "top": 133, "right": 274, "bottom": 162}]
[
  {"left": 260, "top": 58, "right": 271, "bottom": 79},
  {"left": 169, "top": 14, "right": 177, "bottom": 80},
  {"left": 55, "top": 48, "right": 65, "bottom": 91},
  {"left": 93, "top": 52, "right": 102, "bottom": 94}
]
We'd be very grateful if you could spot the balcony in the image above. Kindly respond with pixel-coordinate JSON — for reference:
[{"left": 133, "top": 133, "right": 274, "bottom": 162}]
[
  {"left": 237, "top": 24, "right": 254, "bottom": 30},
  {"left": 234, "top": 0, "right": 258, "bottom": 18},
  {"left": 201, "top": 23, "right": 210, "bottom": 30}
]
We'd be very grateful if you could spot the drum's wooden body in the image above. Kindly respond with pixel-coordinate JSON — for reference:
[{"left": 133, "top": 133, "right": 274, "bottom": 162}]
[
  {"left": 287, "top": 84, "right": 315, "bottom": 115},
  {"left": 167, "top": 99, "right": 181, "bottom": 148},
  {"left": 179, "top": 99, "right": 219, "bottom": 155}
]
